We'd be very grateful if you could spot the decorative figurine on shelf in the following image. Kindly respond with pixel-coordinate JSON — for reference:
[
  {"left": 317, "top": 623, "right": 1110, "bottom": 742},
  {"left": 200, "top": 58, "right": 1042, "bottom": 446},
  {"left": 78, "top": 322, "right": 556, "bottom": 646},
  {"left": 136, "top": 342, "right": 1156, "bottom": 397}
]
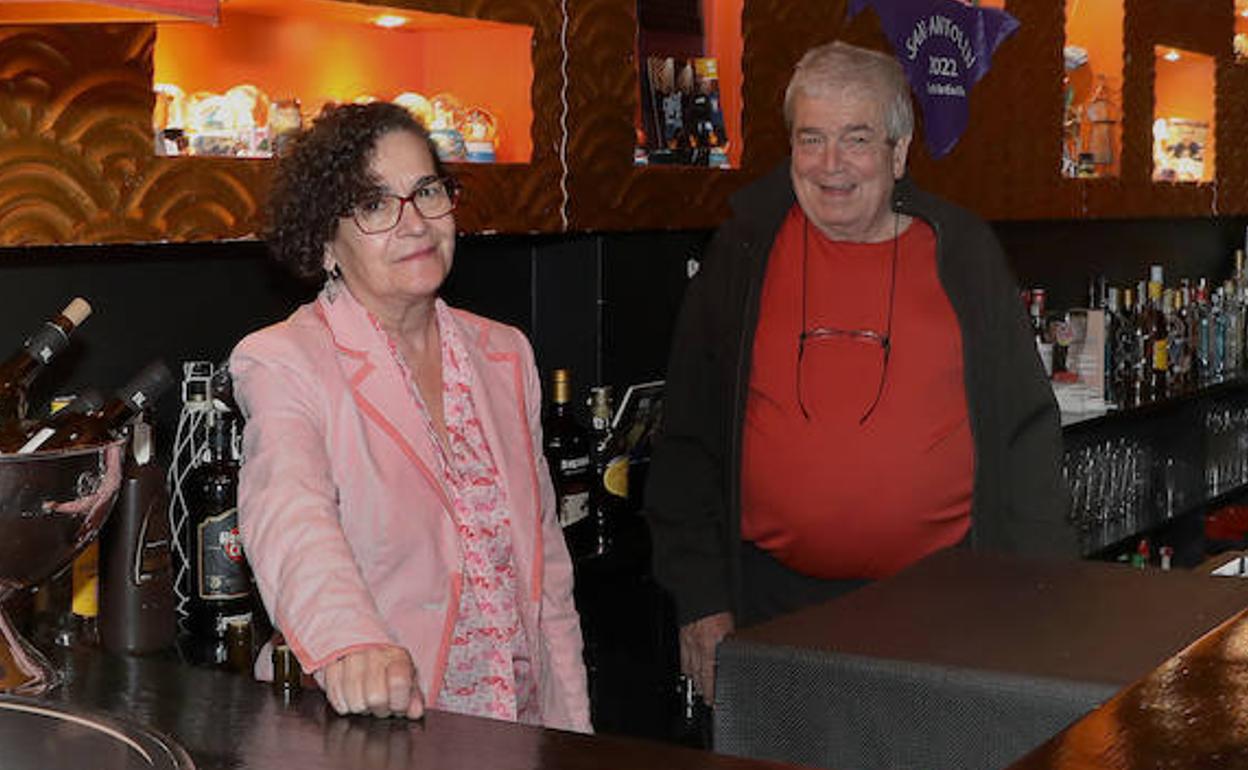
[
  {"left": 153, "top": 83, "right": 187, "bottom": 157},
  {"left": 461, "top": 107, "right": 498, "bottom": 163},
  {"left": 427, "top": 93, "right": 467, "bottom": 162},
  {"left": 268, "top": 98, "right": 303, "bottom": 157},
  {"left": 393, "top": 91, "right": 434, "bottom": 129}
]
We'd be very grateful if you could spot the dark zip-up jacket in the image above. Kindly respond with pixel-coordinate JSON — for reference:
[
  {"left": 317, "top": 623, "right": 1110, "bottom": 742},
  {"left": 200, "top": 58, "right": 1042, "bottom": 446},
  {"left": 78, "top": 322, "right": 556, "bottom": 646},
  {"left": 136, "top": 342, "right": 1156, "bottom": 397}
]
[{"left": 645, "top": 161, "right": 1075, "bottom": 626}]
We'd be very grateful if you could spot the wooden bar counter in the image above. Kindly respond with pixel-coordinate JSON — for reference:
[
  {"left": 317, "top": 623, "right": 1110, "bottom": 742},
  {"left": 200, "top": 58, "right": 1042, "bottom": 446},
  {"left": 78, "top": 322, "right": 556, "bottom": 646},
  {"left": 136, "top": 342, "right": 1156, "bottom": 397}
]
[
  {"left": 1009, "top": 606, "right": 1248, "bottom": 769},
  {"left": 31, "top": 649, "right": 805, "bottom": 770},
  {"left": 714, "top": 550, "right": 1248, "bottom": 770}
]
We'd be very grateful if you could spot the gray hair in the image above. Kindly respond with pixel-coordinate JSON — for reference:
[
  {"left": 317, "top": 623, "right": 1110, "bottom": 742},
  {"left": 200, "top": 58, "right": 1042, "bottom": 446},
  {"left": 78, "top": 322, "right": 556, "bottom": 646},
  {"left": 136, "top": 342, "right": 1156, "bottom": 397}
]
[{"left": 783, "top": 41, "right": 914, "bottom": 144}]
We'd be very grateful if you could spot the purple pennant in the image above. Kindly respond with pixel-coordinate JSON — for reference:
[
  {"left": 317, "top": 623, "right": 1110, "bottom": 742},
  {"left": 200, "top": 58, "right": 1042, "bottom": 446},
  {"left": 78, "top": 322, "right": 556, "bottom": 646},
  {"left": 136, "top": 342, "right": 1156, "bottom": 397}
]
[{"left": 848, "top": 0, "right": 1019, "bottom": 158}]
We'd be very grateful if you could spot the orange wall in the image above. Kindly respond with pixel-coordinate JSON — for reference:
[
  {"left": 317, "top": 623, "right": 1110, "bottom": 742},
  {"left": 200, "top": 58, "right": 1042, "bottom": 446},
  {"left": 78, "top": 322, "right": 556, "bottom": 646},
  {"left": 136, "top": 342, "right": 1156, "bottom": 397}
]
[
  {"left": 1065, "top": 0, "right": 1124, "bottom": 101},
  {"left": 155, "top": 11, "right": 533, "bottom": 162},
  {"left": 1064, "top": 0, "right": 1124, "bottom": 175},
  {"left": 1154, "top": 48, "right": 1216, "bottom": 181}
]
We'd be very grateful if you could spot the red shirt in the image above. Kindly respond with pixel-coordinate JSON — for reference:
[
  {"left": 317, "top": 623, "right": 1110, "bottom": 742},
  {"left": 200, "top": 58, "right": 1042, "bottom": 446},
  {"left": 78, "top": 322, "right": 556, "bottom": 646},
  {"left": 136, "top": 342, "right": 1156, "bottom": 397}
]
[{"left": 740, "top": 206, "right": 973, "bottom": 580}]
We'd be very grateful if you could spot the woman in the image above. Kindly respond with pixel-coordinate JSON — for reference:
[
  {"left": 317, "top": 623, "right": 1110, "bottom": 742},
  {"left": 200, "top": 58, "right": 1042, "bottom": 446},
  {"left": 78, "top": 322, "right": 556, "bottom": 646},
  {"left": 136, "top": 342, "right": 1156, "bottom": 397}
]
[{"left": 230, "top": 102, "right": 590, "bottom": 731}]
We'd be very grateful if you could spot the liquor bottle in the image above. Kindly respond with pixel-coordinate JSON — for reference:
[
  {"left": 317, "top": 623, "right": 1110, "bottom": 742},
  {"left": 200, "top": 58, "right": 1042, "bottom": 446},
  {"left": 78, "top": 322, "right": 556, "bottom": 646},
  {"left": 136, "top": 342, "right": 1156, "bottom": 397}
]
[
  {"left": 99, "top": 413, "right": 177, "bottom": 654},
  {"left": 1028, "top": 288, "right": 1047, "bottom": 340},
  {"left": 1103, "top": 287, "right": 1120, "bottom": 406},
  {"left": 1140, "top": 266, "right": 1168, "bottom": 403},
  {"left": 1212, "top": 287, "right": 1228, "bottom": 381},
  {"left": 0, "top": 297, "right": 92, "bottom": 427},
  {"left": 183, "top": 407, "right": 254, "bottom": 644},
  {"left": 541, "top": 369, "right": 594, "bottom": 560},
  {"left": 1195, "top": 279, "right": 1213, "bottom": 384},
  {"left": 1113, "top": 287, "right": 1139, "bottom": 408},
  {"left": 1028, "top": 288, "right": 1053, "bottom": 377},
  {"left": 1132, "top": 284, "right": 1149, "bottom": 401},
  {"left": 1223, "top": 279, "right": 1244, "bottom": 376},
  {"left": 19, "top": 360, "right": 174, "bottom": 453},
  {"left": 1168, "top": 288, "right": 1192, "bottom": 394},
  {"left": 588, "top": 386, "right": 629, "bottom": 557}
]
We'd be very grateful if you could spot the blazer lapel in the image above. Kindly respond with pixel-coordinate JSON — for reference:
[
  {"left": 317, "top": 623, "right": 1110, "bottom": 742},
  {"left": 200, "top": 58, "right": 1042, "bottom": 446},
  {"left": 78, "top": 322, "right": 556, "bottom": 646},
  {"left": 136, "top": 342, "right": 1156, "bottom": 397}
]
[
  {"left": 452, "top": 312, "right": 541, "bottom": 562},
  {"left": 314, "top": 291, "right": 455, "bottom": 517}
]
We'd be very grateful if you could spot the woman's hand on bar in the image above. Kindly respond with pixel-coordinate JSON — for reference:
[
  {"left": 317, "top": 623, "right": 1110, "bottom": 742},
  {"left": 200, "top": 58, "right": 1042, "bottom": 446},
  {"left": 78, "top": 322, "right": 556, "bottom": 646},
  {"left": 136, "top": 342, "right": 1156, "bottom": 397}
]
[
  {"left": 322, "top": 645, "right": 425, "bottom": 720},
  {"left": 679, "top": 611, "right": 735, "bottom": 704}
]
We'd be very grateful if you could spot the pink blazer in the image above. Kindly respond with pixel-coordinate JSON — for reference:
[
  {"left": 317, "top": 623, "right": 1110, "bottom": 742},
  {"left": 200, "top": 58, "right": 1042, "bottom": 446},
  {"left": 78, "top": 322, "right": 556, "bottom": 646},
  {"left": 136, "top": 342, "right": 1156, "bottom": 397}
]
[{"left": 230, "top": 287, "right": 591, "bottom": 732}]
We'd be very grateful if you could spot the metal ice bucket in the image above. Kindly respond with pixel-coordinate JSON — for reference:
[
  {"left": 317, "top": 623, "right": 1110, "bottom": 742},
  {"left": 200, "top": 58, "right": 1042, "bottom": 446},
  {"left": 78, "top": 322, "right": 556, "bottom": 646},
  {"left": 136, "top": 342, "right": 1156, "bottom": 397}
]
[{"left": 0, "top": 437, "right": 125, "bottom": 694}]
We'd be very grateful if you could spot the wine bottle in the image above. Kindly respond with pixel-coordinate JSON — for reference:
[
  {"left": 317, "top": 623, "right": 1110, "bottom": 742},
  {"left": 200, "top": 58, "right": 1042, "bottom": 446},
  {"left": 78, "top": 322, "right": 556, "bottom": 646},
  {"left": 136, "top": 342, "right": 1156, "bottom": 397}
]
[
  {"left": 1141, "top": 266, "right": 1168, "bottom": 403},
  {"left": 1113, "top": 287, "right": 1139, "bottom": 409},
  {"left": 1103, "top": 287, "right": 1120, "bottom": 406},
  {"left": 541, "top": 369, "right": 593, "bottom": 559},
  {"left": 588, "top": 386, "right": 629, "bottom": 558},
  {"left": 183, "top": 407, "right": 254, "bottom": 644},
  {"left": 0, "top": 389, "right": 103, "bottom": 453},
  {"left": 0, "top": 297, "right": 92, "bottom": 426},
  {"left": 19, "top": 360, "right": 174, "bottom": 453}
]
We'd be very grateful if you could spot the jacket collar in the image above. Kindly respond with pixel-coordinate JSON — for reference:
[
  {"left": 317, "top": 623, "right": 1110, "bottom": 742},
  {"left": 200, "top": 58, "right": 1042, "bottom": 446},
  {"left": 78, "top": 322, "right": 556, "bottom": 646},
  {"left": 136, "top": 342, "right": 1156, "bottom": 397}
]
[
  {"left": 731, "top": 159, "right": 930, "bottom": 237},
  {"left": 312, "top": 285, "right": 532, "bottom": 539}
]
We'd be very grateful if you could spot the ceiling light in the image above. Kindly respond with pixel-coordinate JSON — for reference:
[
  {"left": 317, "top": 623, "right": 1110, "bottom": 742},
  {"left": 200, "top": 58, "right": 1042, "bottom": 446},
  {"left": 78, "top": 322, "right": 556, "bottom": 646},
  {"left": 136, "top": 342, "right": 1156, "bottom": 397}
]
[
  {"left": 373, "top": 14, "right": 407, "bottom": 28},
  {"left": 1163, "top": 49, "right": 1181, "bottom": 62}
]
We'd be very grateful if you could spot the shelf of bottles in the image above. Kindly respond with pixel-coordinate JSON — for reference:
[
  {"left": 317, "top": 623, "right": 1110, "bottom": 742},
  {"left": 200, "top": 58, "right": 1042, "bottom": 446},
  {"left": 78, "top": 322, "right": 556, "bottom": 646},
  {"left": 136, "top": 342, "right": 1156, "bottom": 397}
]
[
  {"left": 152, "top": 0, "right": 532, "bottom": 164},
  {"left": 1048, "top": 258, "right": 1248, "bottom": 556}
]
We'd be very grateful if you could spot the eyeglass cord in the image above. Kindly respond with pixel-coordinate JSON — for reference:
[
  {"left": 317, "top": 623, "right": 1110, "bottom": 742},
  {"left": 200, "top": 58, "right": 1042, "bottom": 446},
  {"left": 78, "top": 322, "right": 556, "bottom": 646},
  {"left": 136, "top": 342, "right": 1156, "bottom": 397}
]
[{"left": 797, "top": 209, "right": 900, "bottom": 423}]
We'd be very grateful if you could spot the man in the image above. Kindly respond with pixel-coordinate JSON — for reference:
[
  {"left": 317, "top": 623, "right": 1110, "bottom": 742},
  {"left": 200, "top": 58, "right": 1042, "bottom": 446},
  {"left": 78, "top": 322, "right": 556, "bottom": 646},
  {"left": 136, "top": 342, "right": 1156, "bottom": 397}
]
[{"left": 645, "top": 41, "right": 1074, "bottom": 702}]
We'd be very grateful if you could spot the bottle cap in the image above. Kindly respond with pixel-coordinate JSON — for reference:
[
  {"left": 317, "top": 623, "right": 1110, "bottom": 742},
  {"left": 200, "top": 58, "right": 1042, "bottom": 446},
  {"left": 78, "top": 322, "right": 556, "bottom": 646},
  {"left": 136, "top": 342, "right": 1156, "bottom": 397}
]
[
  {"left": 1150, "top": 265, "right": 1164, "bottom": 283},
  {"left": 551, "top": 369, "right": 572, "bottom": 404},
  {"left": 119, "top": 360, "right": 175, "bottom": 412},
  {"left": 61, "top": 297, "right": 92, "bottom": 327}
]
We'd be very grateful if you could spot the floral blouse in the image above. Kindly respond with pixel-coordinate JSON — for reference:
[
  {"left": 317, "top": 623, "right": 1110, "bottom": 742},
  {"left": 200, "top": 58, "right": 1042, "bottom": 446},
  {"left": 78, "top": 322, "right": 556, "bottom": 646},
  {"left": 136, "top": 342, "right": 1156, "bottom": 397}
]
[{"left": 372, "top": 300, "right": 540, "bottom": 725}]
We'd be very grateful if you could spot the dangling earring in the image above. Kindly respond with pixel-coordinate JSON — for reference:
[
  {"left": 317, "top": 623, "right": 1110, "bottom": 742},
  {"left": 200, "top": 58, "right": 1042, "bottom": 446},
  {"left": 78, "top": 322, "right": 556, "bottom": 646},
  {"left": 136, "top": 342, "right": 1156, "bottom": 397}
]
[{"left": 324, "top": 263, "right": 343, "bottom": 301}]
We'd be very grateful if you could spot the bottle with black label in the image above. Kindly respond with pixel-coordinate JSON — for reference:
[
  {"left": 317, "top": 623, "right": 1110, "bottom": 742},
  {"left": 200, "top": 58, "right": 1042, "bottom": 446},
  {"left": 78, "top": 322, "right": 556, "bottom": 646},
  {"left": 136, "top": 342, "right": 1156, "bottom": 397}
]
[
  {"left": 183, "top": 407, "right": 253, "bottom": 647},
  {"left": 542, "top": 369, "right": 595, "bottom": 560}
]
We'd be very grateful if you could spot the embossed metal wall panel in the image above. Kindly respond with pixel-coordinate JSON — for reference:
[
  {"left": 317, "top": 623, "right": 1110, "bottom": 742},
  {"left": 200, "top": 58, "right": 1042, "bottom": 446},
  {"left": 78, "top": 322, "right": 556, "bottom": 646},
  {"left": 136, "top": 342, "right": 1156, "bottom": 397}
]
[
  {"left": 0, "top": 0, "right": 565, "bottom": 246},
  {"left": 0, "top": 24, "right": 269, "bottom": 245}
]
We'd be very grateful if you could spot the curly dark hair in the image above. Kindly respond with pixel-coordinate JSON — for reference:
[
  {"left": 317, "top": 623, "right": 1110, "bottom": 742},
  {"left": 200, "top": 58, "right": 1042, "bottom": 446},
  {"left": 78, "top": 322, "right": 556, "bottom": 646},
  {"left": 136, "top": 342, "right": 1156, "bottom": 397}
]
[{"left": 264, "top": 101, "right": 452, "bottom": 281}]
